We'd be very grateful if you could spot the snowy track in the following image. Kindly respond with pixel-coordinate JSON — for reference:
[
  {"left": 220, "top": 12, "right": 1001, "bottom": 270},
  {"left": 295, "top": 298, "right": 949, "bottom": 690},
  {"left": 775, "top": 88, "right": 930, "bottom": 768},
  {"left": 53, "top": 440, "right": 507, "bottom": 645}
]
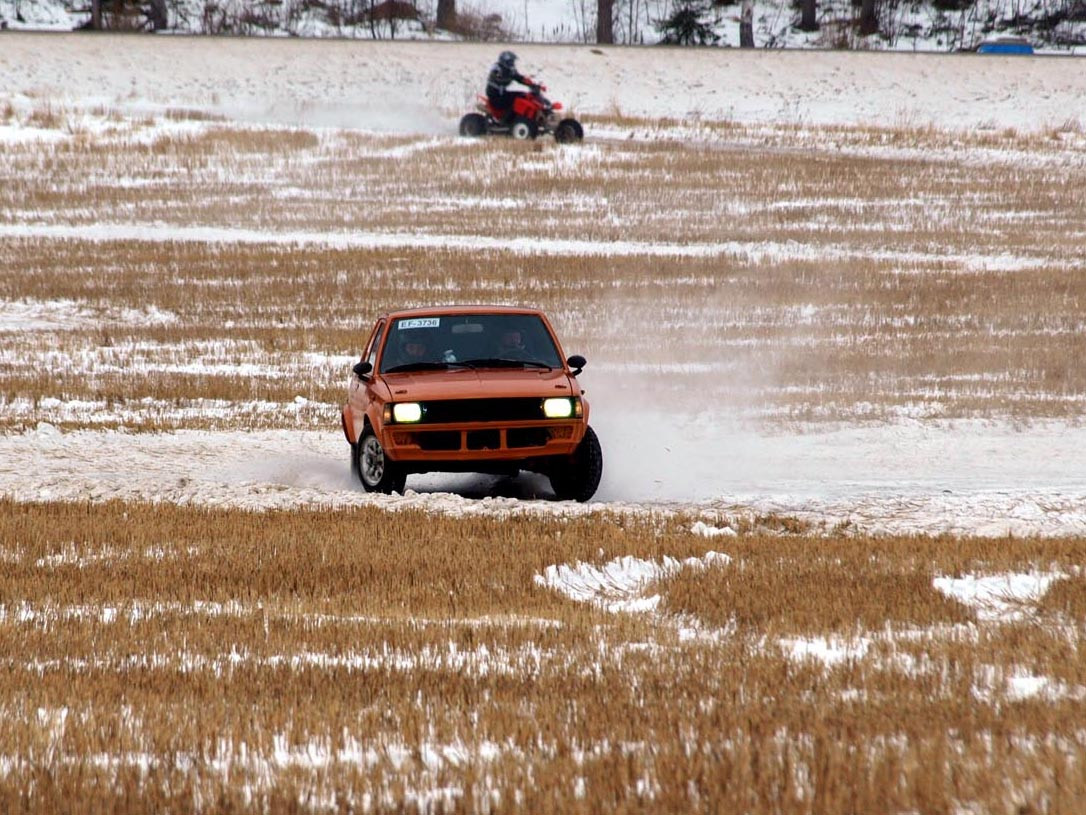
[{"left": 5, "top": 420, "right": 1085, "bottom": 537}]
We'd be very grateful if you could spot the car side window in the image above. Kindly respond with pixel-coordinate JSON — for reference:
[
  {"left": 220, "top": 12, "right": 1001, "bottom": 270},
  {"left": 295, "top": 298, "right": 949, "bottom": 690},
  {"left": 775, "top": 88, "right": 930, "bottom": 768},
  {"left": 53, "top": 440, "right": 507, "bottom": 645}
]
[{"left": 365, "top": 320, "right": 386, "bottom": 371}]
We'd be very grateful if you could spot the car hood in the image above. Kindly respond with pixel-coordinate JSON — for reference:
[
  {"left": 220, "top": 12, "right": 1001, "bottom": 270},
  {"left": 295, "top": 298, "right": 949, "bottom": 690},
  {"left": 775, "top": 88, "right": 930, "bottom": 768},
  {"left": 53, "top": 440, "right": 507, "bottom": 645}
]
[{"left": 382, "top": 369, "right": 577, "bottom": 402}]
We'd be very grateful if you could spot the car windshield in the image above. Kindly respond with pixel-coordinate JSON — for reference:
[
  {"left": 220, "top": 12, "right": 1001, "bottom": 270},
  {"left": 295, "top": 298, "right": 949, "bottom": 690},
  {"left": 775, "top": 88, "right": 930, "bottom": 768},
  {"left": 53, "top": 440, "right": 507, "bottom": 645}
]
[{"left": 380, "top": 313, "right": 563, "bottom": 374}]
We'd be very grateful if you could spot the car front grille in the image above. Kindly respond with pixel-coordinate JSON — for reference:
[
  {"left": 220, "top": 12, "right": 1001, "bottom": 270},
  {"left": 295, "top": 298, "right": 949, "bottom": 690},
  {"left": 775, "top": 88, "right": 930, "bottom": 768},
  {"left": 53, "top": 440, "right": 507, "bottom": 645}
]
[
  {"left": 467, "top": 429, "right": 501, "bottom": 450},
  {"left": 418, "top": 398, "right": 545, "bottom": 424},
  {"left": 414, "top": 431, "right": 461, "bottom": 452},
  {"left": 507, "top": 428, "right": 551, "bottom": 449}
]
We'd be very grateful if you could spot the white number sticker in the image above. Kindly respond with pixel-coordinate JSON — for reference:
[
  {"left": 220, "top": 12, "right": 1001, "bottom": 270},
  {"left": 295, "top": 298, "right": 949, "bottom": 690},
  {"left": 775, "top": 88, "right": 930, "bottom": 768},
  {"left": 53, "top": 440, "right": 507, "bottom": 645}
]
[{"left": 398, "top": 318, "right": 440, "bottom": 330}]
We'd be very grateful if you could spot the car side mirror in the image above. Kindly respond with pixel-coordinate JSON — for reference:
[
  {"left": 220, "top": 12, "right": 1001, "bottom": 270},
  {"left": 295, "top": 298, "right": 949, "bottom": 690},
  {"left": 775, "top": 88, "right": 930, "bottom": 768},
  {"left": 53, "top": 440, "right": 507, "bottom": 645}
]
[
  {"left": 567, "top": 355, "right": 586, "bottom": 376},
  {"left": 353, "top": 361, "right": 373, "bottom": 379}
]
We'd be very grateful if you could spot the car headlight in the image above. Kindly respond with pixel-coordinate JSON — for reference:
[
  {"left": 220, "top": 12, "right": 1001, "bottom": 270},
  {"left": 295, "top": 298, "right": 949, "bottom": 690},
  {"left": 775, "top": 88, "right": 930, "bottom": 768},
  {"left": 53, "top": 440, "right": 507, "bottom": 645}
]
[
  {"left": 392, "top": 402, "right": 423, "bottom": 423},
  {"left": 542, "top": 397, "right": 575, "bottom": 419}
]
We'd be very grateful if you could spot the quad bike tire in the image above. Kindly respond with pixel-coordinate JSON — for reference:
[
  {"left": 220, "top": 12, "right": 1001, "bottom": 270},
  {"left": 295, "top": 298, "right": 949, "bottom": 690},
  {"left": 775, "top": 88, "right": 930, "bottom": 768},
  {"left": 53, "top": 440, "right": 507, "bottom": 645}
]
[
  {"left": 554, "top": 118, "right": 584, "bottom": 144},
  {"left": 510, "top": 116, "right": 538, "bottom": 141},
  {"left": 354, "top": 428, "right": 407, "bottom": 494},
  {"left": 549, "top": 426, "right": 603, "bottom": 502},
  {"left": 459, "top": 113, "right": 487, "bottom": 137}
]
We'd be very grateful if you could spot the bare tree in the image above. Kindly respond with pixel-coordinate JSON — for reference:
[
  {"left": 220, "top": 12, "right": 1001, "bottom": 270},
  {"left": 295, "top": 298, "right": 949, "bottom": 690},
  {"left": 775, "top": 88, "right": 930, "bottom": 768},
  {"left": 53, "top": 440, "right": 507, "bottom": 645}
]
[
  {"left": 597, "top": 0, "right": 614, "bottom": 43},
  {"left": 859, "top": 0, "right": 877, "bottom": 35},
  {"left": 799, "top": 0, "right": 817, "bottom": 31},
  {"left": 436, "top": 0, "right": 455, "bottom": 29},
  {"left": 149, "top": 0, "right": 168, "bottom": 30},
  {"left": 623, "top": 0, "right": 634, "bottom": 43},
  {"left": 90, "top": 0, "right": 101, "bottom": 29},
  {"left": 739, "top": 0, "right": 754, "bottom": 46},
  {"left": 570, "top": 0, "right": 592, "bottom": 43}
]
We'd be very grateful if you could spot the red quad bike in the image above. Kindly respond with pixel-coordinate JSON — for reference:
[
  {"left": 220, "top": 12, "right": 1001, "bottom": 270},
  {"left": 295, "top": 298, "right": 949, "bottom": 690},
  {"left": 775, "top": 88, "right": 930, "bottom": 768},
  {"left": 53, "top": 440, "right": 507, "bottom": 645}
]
[{"left": 459, "top": 82, "right": 584, "bottom": 144}]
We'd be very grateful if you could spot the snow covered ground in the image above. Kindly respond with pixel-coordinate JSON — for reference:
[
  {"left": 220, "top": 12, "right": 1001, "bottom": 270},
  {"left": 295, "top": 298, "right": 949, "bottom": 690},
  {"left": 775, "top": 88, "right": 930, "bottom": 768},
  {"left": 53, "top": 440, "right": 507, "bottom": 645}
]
[
  {"left": 2, "top": 34, "right": 1085, "bottom": 133},
  {"left": 4, "top": 418, "right": 1085, "bottom": 536}
]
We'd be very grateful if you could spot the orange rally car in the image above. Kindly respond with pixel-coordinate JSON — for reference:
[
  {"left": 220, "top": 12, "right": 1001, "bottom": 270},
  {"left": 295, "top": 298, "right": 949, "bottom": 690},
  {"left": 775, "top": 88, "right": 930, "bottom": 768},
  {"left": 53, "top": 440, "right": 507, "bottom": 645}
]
[{"left": 341, "top": 305, "right": 603, "bottom": 501}]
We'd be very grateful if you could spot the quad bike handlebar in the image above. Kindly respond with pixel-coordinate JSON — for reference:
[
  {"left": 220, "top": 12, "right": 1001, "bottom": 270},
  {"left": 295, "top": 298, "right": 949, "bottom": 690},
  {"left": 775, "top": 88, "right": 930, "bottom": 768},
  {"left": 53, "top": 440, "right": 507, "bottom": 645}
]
[{"left": 526, "top": 83, "right": 561, "bottom": 110}]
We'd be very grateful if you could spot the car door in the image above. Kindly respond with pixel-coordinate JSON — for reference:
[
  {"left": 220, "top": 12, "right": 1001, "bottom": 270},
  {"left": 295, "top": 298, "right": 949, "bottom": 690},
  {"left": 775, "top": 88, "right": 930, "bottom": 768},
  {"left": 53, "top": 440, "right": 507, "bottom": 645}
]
[{"left": 350, "top": 318, "right": 386, "bottom": 437}]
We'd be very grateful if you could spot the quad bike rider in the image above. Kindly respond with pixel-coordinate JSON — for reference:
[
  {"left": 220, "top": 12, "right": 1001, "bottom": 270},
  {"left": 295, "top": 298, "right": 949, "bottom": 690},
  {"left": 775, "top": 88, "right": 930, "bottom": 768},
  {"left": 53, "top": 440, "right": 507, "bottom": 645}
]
[
  {"left": 459, "top": 51, "right": 584, "bottom": 143},
  {"left": 486, "top": 50, "right": 532, "bottom": 124}
]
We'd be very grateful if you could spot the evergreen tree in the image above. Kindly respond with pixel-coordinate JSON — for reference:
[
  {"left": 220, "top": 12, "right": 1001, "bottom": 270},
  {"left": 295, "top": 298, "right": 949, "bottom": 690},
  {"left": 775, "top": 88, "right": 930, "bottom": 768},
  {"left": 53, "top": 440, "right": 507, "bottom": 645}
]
[{"left": 655, "top": 0, "right": 720, "bottom": 45}]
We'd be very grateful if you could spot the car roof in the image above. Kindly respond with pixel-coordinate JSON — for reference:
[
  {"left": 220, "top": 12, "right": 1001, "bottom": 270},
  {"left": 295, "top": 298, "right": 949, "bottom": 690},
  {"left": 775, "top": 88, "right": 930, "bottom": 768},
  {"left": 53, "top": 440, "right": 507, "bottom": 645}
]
[{"left": 382, "top": 305, "right": 545, "bottom": 321}]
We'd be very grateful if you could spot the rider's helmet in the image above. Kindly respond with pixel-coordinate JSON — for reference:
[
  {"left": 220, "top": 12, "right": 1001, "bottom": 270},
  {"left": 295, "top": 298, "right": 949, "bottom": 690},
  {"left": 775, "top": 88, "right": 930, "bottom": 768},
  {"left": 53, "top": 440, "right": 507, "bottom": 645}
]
[{"left": 498, "top": 50, "right": 517, "bottom": 69}]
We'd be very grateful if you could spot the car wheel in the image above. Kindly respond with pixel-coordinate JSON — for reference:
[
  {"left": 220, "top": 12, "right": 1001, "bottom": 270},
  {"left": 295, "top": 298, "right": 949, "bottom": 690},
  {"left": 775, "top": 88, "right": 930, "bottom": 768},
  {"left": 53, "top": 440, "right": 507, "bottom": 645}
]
[
  {"left": 549, "top": 425, "right": 602, "bottom": 502},
  {"left": 459, "top": 113, "right": 487, "bottom": 137},
  {"left": 510, "top": 116, "right": 538, "bottom": 141},
  {"left": 354, "top": 428, "right": 407, "bottom": 494}
]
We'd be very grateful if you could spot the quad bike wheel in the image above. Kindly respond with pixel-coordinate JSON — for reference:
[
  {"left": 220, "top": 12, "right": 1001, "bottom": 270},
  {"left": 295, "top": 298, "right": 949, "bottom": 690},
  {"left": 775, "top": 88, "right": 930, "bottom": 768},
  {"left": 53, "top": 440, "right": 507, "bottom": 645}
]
[
  {"left": 510, "top": 116, "right": 538, "bottom": 141},
  {"left": 554, "top": 118, "right": 584, "bottom": 144},
  {"left": 354, "top": 428, "right": 407, "bottom": 494},
  {"left": 459, "top": 113, "right": 487, "bottom": 137},
  {"left": 549, "top": 425, "right": 603, "bottom": 502}
]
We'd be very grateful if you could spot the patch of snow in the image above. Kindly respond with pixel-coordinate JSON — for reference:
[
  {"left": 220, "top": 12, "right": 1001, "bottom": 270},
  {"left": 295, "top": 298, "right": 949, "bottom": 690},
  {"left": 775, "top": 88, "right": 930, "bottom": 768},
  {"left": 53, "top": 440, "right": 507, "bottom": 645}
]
[
  {"left": 690, "top": 521, "right": 737, "bottom": 539},
  {"left": 971, "top": 664, "right": 1086, "bottom": 702},
  {"left": 535, "top": 551, "right": 732, "bottom": 613},
  {"left": 19, "top": 642, "right": 555, "bottom": 679},
  {"left": 779, "top": 635, "right": 872, "bottom": 666},
  {"left": 0, "top": 299, "right": 96, "bottom": 332},
  {"left": 933, "top": 571, "right": 1062, "bottom": 622},
  {"left": 0, "top": 123, "right": 67, "bottom": 144},
  {"left": 0, "top": 221, "right": 794, "bottom": 259},
  {"left": 117, "top": 305, "right": 179, "bottom": 326},
  {"left": 0, "top": 299, "right": 179, "bottom": 333}
]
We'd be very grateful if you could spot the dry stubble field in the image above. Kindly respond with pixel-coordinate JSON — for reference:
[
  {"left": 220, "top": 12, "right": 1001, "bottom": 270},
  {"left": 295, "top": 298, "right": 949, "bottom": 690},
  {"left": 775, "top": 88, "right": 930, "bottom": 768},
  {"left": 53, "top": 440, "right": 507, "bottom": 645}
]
[
  {"left": 2, "top": 106, "right": 1086, "bottom": 430},
  {"left": 2, "top": 100, "right": 1086, "bottom": 811}
]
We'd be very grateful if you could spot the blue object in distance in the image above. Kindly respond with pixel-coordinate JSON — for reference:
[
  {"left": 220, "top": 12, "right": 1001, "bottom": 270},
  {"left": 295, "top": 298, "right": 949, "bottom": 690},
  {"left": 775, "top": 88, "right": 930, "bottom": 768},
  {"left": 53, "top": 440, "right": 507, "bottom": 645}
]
[{"left": 978, "top": 39, "right": 1034, "bottom": 54}]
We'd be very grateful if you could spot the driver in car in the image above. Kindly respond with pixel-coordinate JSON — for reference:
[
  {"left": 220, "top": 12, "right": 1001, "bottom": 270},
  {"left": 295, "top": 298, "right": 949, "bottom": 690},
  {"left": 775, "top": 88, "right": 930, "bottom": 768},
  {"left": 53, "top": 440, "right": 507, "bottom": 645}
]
[
  {"left": 392, "top": 333, "right": 460, "bottom": 368},
  {"left": 395, "top": 336, "right": 429, "bottom": 366}
]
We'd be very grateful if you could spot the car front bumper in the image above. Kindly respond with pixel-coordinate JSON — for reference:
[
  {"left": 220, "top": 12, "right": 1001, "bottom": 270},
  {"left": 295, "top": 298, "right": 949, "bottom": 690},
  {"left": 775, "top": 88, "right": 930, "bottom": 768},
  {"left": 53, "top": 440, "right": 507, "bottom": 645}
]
[{"left": 380, "top": 420, "right": 584, "bottom": 464}]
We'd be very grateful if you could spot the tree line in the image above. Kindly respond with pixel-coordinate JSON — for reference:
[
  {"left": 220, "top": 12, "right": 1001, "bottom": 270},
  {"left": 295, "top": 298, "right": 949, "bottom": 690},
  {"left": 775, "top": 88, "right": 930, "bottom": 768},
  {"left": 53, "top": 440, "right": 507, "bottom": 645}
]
[{"left": 70, "top": 0, "right": 1083, "bottom": 49}]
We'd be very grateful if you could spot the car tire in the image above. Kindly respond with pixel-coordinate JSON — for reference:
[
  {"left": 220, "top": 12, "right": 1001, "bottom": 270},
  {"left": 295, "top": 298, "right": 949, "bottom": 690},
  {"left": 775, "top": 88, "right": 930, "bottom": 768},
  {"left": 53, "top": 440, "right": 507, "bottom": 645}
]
[
  {"left": 510, "top": 116, "right": 538, "bottom": 141},
  {"left": 354, "top": 428, "right": 407, "bottom": 494},
  {"left": 549, "top": 425, "right": 602, "bottom": 502},
  {"left": 459, "top": 113, "right": 487, "bottom": 137}
]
